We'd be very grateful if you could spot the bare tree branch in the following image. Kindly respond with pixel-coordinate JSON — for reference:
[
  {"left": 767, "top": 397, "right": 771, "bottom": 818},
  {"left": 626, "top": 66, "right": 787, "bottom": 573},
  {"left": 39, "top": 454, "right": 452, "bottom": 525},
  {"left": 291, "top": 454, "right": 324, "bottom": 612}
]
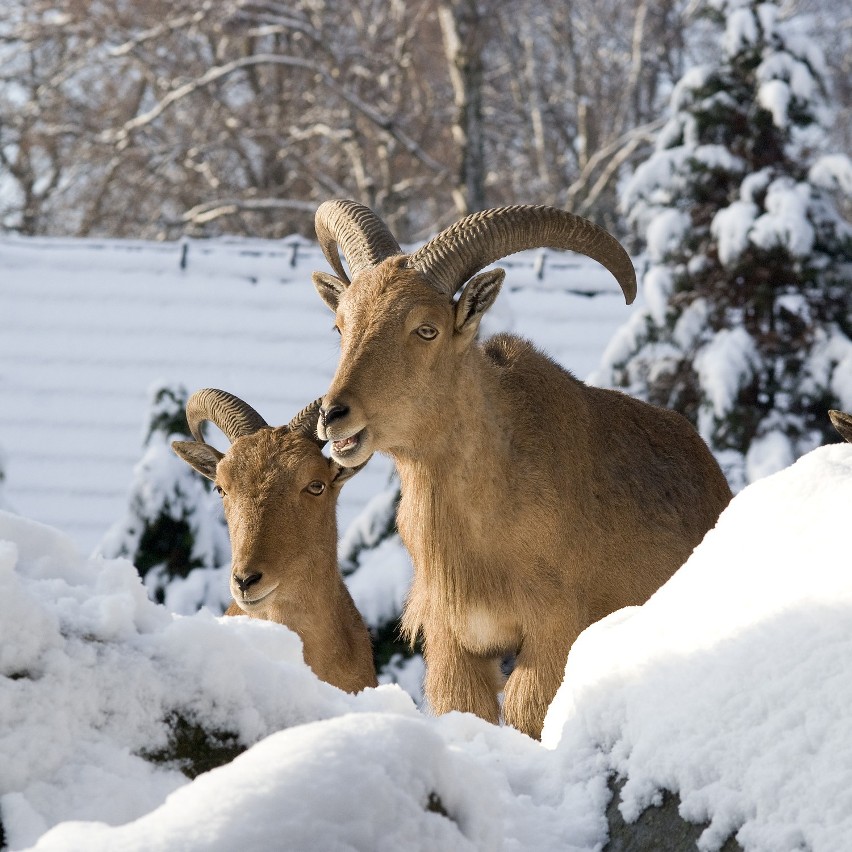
[
  {"left": 179, "top": 196, "right": 317, "bottom": 225},
  {"left": 104, "top": 52, "right": 449, "bottom": 177},
  {"left": 565, "top": 118, "right": 665, "bottom": 212}
]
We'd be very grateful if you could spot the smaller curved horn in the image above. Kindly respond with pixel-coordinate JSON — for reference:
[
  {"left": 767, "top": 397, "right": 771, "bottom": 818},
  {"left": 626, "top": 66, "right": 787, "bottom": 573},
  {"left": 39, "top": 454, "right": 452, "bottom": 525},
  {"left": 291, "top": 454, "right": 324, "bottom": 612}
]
[
  {"left": 315, "top": 199, "right": 402, "bottom": 283},
  {"left": 185, "top": 389, "right": 268, "bottom": 444},
  {"left": 287, "top": 398, "right": 326, "bottom": 448}
]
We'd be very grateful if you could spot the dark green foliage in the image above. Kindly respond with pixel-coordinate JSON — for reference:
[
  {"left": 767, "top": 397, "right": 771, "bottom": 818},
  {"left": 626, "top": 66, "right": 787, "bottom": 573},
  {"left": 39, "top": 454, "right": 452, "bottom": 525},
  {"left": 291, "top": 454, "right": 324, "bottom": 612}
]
[
  {"left": 144, "top": 384, "right": 192, "bottom": 445},
  {"left": 135, "top": 516, "right": 205, "bottom": 599},
  {"left": 100, "top": 381, "right": 229, "bottom": 608},
  {"left": 371, "top": 618, "right": 421, "bottom": 675}
]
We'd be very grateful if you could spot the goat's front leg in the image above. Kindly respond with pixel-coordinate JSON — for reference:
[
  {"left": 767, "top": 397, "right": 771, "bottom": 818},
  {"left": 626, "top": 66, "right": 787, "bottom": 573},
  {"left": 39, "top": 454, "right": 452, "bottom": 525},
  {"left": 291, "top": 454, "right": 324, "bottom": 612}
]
[
  {"left": 502, "top": 633, "right": 572, "bottom": 739},
  {"left": 423, "top": 630, "right": 503, "bottom": 724}
]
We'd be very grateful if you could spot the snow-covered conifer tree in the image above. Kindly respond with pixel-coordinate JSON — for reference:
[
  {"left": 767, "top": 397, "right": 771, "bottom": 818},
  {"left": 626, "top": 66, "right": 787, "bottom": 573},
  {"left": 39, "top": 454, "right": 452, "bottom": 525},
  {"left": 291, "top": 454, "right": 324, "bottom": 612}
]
[
  {"left": 338, "top": 475, "right": 423, "bottom": 702},
  {"left": 99, "top": 381, "right": 230, "bottom": 610},
  {"left": 593, "top": 0, "right": 852, "bottom": 490}
]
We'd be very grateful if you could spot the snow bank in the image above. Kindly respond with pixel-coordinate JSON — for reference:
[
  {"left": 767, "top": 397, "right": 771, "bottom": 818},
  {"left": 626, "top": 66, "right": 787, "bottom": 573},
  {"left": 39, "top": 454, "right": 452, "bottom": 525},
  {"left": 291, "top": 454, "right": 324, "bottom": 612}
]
[
  {"left": 32, "top": 715, "right": 505, "bottom": 852},
  {"left": 544, "top": 443, "right": 852, "bottom": 851},
  {"left": 0, "top": 510, "right": 609, "bottom": 852},
  {"left": 4, "top": 440, "right": 852, "bottom": 850},
  {"left": 0, "top": 510, "right": 416, "bottom": 850}
]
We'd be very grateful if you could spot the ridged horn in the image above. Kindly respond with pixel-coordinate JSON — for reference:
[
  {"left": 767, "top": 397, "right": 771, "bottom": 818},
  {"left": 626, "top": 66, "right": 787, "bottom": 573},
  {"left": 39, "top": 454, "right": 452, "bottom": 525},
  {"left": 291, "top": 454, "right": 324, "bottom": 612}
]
[
  {"left": 287, "top": 398, "right": 326, "bottom": 448},
  {"left": 407, "top": 205, "right": 637, "bottom": 304},
  {"left": 829, "top": 410, "right": 852, "bottom": 443},
  {"left": 314, "top": 199, "right": 403, "bottom": 283},
  {"left": 185, "top": 388, "right": 268, "bottom": 444}
]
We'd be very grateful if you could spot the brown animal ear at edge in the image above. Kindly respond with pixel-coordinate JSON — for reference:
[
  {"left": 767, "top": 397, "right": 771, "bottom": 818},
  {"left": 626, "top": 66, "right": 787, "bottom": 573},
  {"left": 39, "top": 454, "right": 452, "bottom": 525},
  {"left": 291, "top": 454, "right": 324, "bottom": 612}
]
[
  {"left": 829, "top": 410, "right": 852, "bottom": 443},
  {"left": 172, "top": 440, "right": 223, "bottom": 481},
  {"left": 454, "top": 268, "right": 505, "bottom": 336},
  {"left": 313, "top": 271, "right": 348, "bottom": 312}
]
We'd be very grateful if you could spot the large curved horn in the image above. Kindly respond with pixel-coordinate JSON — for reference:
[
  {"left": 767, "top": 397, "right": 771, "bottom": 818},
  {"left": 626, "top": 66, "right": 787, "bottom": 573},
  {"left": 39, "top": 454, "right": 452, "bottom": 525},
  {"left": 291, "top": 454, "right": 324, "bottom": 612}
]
[
  {"left": 314, "top": 199, "right": 403, "bottom": 283},
  {"left": 287, "top": 398, "right": 326, "bottom": 448},
  {"left": 185, "top": 388, "right": 268, "bottom": 444},
  {"left": 407, "top": 205, "right": 637, "bottom": 304}
]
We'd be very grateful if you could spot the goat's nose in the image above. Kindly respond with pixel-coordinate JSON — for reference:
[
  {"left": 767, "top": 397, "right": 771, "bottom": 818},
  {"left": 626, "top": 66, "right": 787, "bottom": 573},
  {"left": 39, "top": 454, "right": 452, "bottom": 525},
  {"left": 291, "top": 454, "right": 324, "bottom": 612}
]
[
  {"left": 321, "top": 403, "right": 349, "bottom": 426},
  {"left": 233, "top": 572, "right": 262, "bottom": 593}
]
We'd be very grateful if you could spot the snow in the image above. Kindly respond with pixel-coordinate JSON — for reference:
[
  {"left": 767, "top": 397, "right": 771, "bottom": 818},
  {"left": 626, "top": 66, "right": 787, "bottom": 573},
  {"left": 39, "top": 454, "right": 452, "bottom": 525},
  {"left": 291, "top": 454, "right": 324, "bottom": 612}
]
[
  {"left": 808, "top": 154, "right": 852, "bottom": 195},
  {"left": 713, "top": 176, "right": 820, "bottom": 266},
  {"left": 2, "top": 437, "right": 851, "bottom": 850},
  {"left": 33, "top": 714, "right": 506, "bottom": 852},
  {"left": 642, "top": 266, "right": 673, "bottom": 326},
  {"left": 695, "top": 327, "right": 758, "bottom": 420},
  {"left": 345, "top": 536, "right": 413, "bottom": 632},
  {"left": 803, "top": 330, "right": 852, "bottom": 412},
  {"left": 744, "top": 429, "right": 795, "bottom": 481},
  {"left": 711, "top": 200, "right": 758, "bottom": 266},
  {"left": 542, "top": 443, "right": 852, "bottom": 852},
  {"left": 1, "top": 214, "right": 849, "bottom": 848},
  {"left": 748, "top": 178, "right": 815, "bottom": 257},
  {"left": 724, "top": 7, "right": 759, "bottom": 56},
  {"left": 673, "top": 297, "right": 710, "bottom": 351},
  {"left": 645, "top": 209, "right": 690, "bottom": 264}
]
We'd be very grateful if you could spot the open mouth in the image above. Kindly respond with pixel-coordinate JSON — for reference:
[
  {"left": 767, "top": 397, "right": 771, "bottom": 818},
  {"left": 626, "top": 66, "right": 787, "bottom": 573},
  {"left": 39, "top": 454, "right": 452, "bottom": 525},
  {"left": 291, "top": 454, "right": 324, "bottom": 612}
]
[{"left": 331, "top": 429, "right": 364, "bottom": 457}]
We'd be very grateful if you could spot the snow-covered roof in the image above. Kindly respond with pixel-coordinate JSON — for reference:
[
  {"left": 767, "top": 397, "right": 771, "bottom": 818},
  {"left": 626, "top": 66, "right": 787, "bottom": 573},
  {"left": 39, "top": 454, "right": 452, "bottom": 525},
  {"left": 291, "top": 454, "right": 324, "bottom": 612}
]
[{"left": 0, "top": 235, "right": 636, "bottom": 554}]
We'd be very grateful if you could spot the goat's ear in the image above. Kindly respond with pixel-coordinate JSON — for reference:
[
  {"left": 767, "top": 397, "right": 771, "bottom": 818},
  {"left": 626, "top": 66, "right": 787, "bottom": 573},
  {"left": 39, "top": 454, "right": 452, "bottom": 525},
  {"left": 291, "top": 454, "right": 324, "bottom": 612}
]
[
  {"left": 829, "top": 410, "right": 852, "bottom": 443},
  {"left": 312, "top": 271, "right": 348, "bottom": 312},
  {"left": 454, "top": 268, "right": 505, "bottom": 337},
  {"left": 171, "top": 440, "right": 223, "bottom": 481},
  {"left": 330, "top": 456, "right": 371, "bottom": 488}
]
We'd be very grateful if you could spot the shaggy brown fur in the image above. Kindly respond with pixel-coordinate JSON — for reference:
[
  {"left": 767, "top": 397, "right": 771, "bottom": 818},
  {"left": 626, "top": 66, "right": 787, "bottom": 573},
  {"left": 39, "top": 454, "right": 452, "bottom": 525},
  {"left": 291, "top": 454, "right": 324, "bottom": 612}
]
[
  {"left": 314, "top": 256, "right": 731, "bottom": 737},
  {"left": 173, "top": 427, "right": 377, "bottom": 694}
]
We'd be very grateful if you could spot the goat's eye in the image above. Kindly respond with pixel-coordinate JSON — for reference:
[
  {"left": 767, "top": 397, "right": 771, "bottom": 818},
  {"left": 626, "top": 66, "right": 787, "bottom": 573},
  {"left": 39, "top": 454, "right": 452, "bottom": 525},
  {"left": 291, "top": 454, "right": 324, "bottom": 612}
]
[
  {"left": 416, "top": 324, "right": 438, "bottom": 340},
  {"left": 306, "top": 480, "right": 325, "bottom": 496},
  {"left": 214, "top": 485, "right": 226, "bottom": 497},
  {"left": 332, "top": 324, "right": 341, "bottom": 336}
]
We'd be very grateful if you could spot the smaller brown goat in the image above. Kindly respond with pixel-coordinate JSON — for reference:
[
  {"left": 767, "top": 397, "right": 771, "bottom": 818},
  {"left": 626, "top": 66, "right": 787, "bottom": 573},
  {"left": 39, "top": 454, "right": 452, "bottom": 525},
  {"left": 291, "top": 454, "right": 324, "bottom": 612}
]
[
  {"left": 172, "top": 388, "right": 377, "bottom": 694},
  {"left": 830, "top": 410, "right": 852, "bottom": 443}
]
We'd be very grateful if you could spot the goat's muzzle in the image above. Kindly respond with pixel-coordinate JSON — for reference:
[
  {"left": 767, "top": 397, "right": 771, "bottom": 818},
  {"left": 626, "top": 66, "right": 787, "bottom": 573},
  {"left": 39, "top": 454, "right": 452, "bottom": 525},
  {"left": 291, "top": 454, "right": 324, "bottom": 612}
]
[
  {"left": 320, "top": 403, "right": 349, "bottom": 429},
  {"left": 233, "top": 571, "right": 262, "bottom": 594}
]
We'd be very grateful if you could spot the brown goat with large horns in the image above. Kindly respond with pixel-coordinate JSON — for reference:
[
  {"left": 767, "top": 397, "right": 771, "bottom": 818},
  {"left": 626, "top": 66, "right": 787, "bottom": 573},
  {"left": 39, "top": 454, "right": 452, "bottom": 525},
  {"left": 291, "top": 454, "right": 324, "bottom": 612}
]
[
  {"left": 311, "top": 200, "right": 732, "bottom": 736},
  {"left": 172, "top": 388, "right": 377, "bottom": 694}
]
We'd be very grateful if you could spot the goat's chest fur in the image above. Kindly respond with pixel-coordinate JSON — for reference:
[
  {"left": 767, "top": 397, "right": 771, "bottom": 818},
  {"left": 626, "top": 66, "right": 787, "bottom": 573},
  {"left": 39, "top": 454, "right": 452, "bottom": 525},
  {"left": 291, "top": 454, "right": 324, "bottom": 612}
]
[
  {"left": 393, "top": 331, "right": 731, "bottom": 656},
  {"left": 395, "top": 456, "right": 569, "bottom": 653}
]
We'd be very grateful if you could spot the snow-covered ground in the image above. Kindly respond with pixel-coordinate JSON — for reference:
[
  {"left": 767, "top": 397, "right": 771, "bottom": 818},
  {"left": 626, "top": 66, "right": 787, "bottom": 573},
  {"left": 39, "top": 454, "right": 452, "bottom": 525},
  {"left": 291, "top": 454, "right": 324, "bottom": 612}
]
[{"left": 2, "top": 437, "right": 851, "bottom": 851}]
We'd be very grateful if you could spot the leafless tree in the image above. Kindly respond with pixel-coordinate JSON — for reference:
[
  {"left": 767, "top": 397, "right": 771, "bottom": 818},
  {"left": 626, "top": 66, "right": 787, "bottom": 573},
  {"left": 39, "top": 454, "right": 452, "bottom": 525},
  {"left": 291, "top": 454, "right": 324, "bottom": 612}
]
[{"left": 0, "top": 0, "right": 846, "bottom": 241}]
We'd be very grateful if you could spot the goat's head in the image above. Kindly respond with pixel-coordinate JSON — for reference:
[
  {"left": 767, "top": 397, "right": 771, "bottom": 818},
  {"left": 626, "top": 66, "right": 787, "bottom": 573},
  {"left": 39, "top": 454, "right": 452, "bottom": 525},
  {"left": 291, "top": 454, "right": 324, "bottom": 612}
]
[
  {"left": 171, "top": 389, "right": 365, "bottom": 611},
  {"left": 311, "top": 200, "right": 637, "bottom": 466},
  {"left": 830, "top": 410, "right": 852, "bottom": 443}
]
